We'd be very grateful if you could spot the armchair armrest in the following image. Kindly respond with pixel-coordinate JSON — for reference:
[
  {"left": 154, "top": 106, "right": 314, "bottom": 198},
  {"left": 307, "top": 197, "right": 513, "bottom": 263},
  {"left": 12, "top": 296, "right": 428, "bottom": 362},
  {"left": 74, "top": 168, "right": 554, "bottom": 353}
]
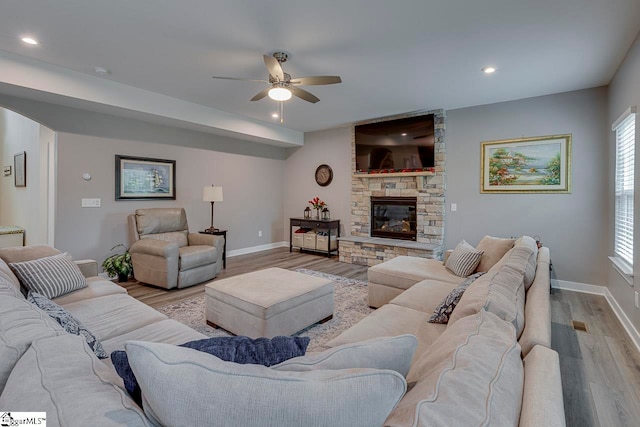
[
  {"left": 74, "top": 259, "right": 98, "bottom": 278},
  {"left": 130, "top": 239, "right": 179, "bottom": 258},
  {"left": 188, "top": 233, "right": 224, "bottom": 250}
]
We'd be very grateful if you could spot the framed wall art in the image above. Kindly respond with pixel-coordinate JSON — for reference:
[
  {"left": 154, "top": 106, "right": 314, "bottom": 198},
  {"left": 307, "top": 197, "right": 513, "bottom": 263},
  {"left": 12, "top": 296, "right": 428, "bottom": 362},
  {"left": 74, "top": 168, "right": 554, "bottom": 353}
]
[
  {"left": 14, "top": 151, "right": 26, "bottom": 187},
  {"left": 115, "top": 155, "right": 176, "bottom": 200},
  {"left": 480, "top": 134, "right": 572, "bottom": 193}
]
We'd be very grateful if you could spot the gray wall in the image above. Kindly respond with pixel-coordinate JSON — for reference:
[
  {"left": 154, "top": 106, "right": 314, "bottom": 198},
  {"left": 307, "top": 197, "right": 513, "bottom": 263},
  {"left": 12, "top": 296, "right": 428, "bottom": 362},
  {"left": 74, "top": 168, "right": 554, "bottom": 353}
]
[
  {"left": 445, "top": 87, "right": 609, "bottom": 286},
  {"left": 607, "top": 31, "right": 640, "bottom": 330},
  {"left": 0, "top": 108, "right": 49, "bottom": 244},
  {"left": 55, "top": 132, "right": 286, "bottom": 266},
  {"left": 285, "top": 88, "right": 609, "bottom": 286},
  {"left": 284, "top": 127, "right": 352, "bottom": 237}
]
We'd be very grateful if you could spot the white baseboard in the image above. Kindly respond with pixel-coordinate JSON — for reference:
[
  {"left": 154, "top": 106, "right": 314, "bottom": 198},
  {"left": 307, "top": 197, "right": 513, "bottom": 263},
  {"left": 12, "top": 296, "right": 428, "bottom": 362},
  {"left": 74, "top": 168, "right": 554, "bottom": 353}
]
[
  {"left": 227, "top": 241, "right": 288, "bottom": 258},
  {"left": 552, "top": 279, "right": 640, "bottom": 352}
]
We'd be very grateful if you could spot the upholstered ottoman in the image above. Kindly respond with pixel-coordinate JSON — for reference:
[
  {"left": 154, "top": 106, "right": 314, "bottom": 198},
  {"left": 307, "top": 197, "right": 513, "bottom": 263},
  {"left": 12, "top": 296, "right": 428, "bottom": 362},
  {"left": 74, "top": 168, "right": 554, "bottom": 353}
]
[{"left": 205, "top": 268, "right": 334, "bottom": 338}]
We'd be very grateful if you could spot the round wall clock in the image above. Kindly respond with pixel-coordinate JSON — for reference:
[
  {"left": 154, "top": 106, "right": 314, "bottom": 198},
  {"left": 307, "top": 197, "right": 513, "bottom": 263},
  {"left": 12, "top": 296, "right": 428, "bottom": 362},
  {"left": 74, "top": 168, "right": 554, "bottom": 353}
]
[{"left": 315, "top": 164, "right": 333, "bottom": 187}]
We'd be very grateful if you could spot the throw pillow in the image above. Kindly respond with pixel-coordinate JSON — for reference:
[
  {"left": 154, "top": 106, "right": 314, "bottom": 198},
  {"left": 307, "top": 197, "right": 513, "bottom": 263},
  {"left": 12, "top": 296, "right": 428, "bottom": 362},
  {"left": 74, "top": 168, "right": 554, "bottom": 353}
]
[
  {"left": 9, "top": 252, "right": 87, "bottom": 299},
  {"left": 475, "top": 235, "right": 515, "bottom": 272},
  {"left": 111, "top": 335, "right": 310, "bottom": 404},
  {"left": 273, "top": 334, "right": 417, "bottom": 378},
  {"left": 429, "top": 272, "right": 486, "bottom": 324},
  {"left": 27, "top": 291, "right": 108, "bottom": 359},
  {"left": 125, "top": 340, "right": 406, "bottom": 427},
  {"left": 445, "top": 240, "right": 484, "bottom": 277}
]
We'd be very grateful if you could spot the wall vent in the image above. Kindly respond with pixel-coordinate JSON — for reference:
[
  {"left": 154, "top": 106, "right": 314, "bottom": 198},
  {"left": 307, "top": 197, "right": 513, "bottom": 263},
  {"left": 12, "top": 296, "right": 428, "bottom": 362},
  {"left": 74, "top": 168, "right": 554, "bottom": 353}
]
[{"left": 571, "top": 320, "right": 589, "bottom": 333}]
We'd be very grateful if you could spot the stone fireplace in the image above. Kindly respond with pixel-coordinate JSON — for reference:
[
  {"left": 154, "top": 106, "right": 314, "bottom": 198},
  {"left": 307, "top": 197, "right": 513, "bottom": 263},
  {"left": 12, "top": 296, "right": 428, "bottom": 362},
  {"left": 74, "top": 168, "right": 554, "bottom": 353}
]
[{"left": 339, "top": 109, "right": 446, "bottom": 266}]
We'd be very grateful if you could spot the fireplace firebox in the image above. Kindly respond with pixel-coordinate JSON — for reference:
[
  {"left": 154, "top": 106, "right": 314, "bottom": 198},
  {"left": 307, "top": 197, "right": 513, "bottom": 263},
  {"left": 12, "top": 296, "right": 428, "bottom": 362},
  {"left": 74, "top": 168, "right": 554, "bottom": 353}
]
[{"left": 371, "top": 197, "right": 417, "bottom": 241}]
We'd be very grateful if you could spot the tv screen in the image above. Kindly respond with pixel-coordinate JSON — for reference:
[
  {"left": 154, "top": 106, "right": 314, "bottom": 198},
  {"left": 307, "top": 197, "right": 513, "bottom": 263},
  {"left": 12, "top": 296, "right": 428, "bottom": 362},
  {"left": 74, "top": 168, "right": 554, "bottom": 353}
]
[{"left": 355, "top": 114, "right": 435, "bottom": 173}]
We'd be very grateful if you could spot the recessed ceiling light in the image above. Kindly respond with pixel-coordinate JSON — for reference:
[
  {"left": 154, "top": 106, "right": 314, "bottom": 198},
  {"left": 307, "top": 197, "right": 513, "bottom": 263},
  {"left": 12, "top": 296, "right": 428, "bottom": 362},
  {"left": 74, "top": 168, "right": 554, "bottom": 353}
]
[
  {"left": 482, "top": 66, "right": 496, "bottom": 74},
  {"left": 271, "top": 113, "right": 279, "bottom": 119},
  {"left": 94, "top": 66, "right": 110, "bottom": 75},
  {"left": 401, "top": 133, "right": 407, "bottom": 136},
  {"left": 20, "top": 36, "right": 38, "bottom": 45}
]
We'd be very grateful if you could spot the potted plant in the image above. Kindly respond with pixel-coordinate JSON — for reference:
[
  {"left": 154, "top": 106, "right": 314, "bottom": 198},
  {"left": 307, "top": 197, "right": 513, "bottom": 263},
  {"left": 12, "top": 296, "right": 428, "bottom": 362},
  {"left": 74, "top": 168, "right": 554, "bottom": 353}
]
[{"left": 102, "top": 244, "right": 133, "bottom": 283}]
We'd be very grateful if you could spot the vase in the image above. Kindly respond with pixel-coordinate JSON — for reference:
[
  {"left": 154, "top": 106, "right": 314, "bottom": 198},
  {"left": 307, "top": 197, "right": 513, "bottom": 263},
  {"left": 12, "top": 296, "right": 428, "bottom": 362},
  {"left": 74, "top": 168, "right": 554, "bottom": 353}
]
[{"left": 315, "top": 208, "right": 321, "bottom": 219}]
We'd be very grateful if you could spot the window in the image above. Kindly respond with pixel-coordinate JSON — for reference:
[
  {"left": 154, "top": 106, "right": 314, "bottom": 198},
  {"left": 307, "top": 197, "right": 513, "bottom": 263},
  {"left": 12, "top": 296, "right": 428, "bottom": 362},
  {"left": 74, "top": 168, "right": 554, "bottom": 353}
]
[{"left": 613, "top": 107, "right": 636, "bottom": 267}]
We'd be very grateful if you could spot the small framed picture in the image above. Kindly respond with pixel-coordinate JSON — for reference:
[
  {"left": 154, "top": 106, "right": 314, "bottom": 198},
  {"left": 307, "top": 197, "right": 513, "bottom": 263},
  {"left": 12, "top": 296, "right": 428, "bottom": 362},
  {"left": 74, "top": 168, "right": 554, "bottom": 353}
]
[
  {"left": 14, "top": 152, "right": 26, "bottom": 187},
  {"left": 115, "top": 155, "right": 176, "bottom": 200}
]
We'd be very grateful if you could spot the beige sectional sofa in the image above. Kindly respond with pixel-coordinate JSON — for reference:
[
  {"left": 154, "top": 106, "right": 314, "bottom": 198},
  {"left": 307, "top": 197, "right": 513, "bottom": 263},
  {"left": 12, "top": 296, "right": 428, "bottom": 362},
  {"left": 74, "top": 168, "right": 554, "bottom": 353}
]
[
  {"left": 325, "top": 235, "right": 564, "bottom": 426},
  {"left": 0, "top": 238, "right": 563, "bottom": 426}
]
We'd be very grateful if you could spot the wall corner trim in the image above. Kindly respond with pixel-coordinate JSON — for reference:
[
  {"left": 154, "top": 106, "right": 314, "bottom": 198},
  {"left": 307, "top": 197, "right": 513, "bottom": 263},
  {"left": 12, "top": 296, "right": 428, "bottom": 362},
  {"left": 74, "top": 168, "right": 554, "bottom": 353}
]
[{"left": 552, "top": 279, "right": 640, "bottom": 353}]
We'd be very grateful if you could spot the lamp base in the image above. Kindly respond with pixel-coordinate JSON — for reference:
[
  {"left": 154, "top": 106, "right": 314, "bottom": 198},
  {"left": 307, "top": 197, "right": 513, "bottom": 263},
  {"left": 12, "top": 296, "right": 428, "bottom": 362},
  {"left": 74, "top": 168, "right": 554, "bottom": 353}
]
[{"left": 204, "top": 226, "right": 220, "bottom": 233}]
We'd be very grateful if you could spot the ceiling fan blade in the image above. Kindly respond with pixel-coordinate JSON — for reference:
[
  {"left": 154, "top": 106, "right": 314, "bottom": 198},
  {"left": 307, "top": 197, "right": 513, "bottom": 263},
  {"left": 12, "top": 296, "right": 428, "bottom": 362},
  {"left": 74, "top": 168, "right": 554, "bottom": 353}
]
[
  {"left": 212, "top": 76, "right": 269, "bottom": 83},
  {"left": 290, "top": 86, "right": 320, "bottom": 103},
  {"left": 290, "top": 76, "right": 342, "bottom": 86},
  {"left": 250, "top": 87, "right": 271, "bottom": 101},
  {"left": 263, "top": 54, "right": 285, "bottom": 81}
]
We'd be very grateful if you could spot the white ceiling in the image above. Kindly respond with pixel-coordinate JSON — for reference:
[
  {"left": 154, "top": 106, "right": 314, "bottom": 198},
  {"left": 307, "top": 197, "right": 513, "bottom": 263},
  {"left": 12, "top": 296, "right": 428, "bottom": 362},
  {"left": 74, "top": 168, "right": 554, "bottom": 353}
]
[{"left": 0, "top": 0, "right": 639, "bottom": 138}]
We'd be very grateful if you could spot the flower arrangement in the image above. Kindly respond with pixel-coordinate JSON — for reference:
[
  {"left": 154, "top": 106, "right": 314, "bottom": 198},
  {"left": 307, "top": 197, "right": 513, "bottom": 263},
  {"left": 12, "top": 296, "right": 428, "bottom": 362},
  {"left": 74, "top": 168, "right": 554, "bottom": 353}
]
[{"left": 308, "top": 196, "right": 327, "bottom": 210}]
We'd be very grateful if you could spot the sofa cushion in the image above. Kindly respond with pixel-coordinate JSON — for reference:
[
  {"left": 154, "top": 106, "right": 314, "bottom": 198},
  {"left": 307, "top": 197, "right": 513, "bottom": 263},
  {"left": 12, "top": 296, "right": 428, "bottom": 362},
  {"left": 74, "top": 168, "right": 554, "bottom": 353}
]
[
  {"left": 126, "top": 340, "right": 406, "bottom": 427},
  {"left": 61, "top": 294, "right": 167, "bottom": 341},
  {"left": 519, "top": 247, "right": 552, "bottom": 357},
  {"left": 52, "top": 276, "right": 127, "bottom": 305},
  {"left": 0, "top": 244, "right": 61, "bottom": 264},
  {"left": 368, "top": 256, "right": 464, "bottom": 292},
  {"left": 9, "top": 252, "right": 88, "bottom": 299},
  {"left": 0, "top": 334, "right": 151, "bottom": 427},
  {"left": 274, "top": 334, "right": 417, "bottom": 378},
  {"left": 0, "top": 258, "right": 21, "bottom": 293},
  {"left": 448, "top": 247, "right": 527, "bottom": 337},
  {"left": 475, "top": 235, "right": 515, "bottom": 273},
  {"left": 179, "top": 245, "right": 218, "bottom": 270},
  {"left": 326, "top": 304, "right": 446, "bottom": 383},
  {"left": 444, "top": 240, "right": 483, "bottom": 277},
  {"left": 0, "top": 279, "right": 66, "bottom": 394},
  {"left": 28, "top": 292, "right": 108, "bottom": 359},
  {"left": 389, "top": 279, "right": 458, "bottom": 314},
  {"left": 384, "top": 310, "right": 523, "bottom": 427},
  {"left": 429, "top": 272, "right": 486, "bottom": 324}
]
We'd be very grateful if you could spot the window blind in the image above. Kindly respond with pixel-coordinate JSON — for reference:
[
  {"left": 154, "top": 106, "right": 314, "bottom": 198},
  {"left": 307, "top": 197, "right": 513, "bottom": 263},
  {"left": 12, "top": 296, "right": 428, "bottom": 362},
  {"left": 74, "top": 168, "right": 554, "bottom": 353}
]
[{"left": 614, "top": 112, "right": 635, "bottom": 266}]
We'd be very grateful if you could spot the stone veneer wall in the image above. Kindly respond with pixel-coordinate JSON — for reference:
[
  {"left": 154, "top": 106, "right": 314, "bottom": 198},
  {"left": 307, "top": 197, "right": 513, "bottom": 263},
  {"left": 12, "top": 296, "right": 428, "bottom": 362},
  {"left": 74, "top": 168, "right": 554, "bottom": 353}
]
[{"left": 343, "top": 109, "right": 446, "bottom": 265}]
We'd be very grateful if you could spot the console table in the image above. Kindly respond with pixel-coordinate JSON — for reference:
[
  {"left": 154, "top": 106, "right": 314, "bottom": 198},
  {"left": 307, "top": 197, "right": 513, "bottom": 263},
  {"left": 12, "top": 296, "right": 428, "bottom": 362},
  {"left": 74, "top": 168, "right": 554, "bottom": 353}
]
[{"left": 290, "top": 218, "right": 340, "bottom": 258}]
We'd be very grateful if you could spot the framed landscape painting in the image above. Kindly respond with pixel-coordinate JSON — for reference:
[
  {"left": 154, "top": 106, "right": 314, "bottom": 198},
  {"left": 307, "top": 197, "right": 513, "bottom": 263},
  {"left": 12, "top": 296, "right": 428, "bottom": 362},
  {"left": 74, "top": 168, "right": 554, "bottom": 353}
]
[
  {"left": 115, "top": 155, "right": 176, "bottom": 200},
  {"left": 481, "top": 134, "right": 572, "bottom": 193}
]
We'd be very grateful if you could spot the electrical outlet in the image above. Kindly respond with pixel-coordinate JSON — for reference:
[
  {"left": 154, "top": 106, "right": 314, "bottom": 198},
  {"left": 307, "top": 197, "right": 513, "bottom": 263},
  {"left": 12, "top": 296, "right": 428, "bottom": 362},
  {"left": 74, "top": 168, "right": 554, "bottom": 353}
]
[
  {"left": 451, "top": 203, "right": 457, "bottom": 212},
  {"left": 81, "top": 198, "right": 101, "bottom": 208},
  {"left": 635, "top": 291, "right": 639, "bottom": 309},
  {"left": 258, "top": 230, "right": 263, "bottom": 238}
]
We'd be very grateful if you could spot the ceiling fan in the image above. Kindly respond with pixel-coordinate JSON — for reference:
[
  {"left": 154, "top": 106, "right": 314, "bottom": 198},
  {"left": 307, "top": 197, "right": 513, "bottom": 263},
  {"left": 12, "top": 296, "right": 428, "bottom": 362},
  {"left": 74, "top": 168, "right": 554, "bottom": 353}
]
[{"left": 212, "top": 51, "right": 342, "bottom": 122}]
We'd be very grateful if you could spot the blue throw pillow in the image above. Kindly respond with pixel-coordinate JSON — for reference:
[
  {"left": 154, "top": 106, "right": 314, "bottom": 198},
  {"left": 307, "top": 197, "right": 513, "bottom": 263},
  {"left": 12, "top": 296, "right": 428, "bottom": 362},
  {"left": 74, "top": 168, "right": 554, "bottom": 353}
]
[
  {"left": 28, "top": 291, "right": 108, "bottom": 359},
  {"left": 111, "top": 335, "right": 310, "bottom": 405}
]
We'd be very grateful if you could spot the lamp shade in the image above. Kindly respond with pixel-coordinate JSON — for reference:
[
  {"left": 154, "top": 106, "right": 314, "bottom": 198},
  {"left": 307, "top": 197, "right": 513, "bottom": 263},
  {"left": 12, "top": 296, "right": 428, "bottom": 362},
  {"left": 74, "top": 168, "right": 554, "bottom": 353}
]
[{"left": 203, "top": 186, "right": 223, "bottom": 202}]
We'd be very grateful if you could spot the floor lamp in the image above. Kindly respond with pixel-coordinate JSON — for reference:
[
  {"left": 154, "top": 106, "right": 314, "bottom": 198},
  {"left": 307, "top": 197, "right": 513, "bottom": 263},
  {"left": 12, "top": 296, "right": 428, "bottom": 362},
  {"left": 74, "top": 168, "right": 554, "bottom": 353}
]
[{"left": 203, "top": 185, "right": 223, "bottom": 232}]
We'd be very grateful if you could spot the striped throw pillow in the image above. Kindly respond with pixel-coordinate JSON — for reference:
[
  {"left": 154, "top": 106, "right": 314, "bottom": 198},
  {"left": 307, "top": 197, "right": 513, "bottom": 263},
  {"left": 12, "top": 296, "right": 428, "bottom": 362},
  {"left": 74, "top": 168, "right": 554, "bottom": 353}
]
[
  {"left": 445, "top": 240, "right": 484, "bottom": 277},
  {"left": 9, "top": 253, "right": 87, "bottom": 299}
]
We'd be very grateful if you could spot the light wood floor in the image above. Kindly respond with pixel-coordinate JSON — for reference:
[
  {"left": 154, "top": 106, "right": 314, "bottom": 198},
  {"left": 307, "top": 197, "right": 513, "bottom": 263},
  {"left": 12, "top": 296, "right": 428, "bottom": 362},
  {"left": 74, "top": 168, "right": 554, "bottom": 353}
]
[{"left": 123, "top": 247, "right": 640, "bottom": 426}]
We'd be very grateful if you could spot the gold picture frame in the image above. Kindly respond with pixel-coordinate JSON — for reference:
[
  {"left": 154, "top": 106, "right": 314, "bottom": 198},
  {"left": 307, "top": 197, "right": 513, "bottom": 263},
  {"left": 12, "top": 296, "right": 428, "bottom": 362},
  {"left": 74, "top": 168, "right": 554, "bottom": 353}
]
[{"left": 481, "top": 134, "right": 572, "bottom": 193}]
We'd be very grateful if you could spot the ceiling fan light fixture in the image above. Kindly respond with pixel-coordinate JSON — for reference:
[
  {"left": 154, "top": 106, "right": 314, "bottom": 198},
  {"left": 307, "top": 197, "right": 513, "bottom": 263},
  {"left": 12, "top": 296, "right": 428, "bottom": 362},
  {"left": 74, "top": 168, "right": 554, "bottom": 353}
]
[{"left": 268, "top": 86, "right": 292, "bottom": 101}]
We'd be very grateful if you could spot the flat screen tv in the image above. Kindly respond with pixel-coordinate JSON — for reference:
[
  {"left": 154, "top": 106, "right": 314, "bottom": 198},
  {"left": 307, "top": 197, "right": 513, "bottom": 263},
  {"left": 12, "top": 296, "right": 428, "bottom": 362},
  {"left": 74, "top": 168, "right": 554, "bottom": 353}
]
[{"left": 355, "top": 114, "right": 435, "bottom": 173}]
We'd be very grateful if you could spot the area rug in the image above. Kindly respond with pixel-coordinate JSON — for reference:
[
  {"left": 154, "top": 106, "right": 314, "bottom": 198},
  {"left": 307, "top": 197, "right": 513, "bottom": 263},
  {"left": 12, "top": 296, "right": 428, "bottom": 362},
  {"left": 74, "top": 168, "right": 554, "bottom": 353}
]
[{"left": 156, "top": 269, "right": 373, "bottom": 352}]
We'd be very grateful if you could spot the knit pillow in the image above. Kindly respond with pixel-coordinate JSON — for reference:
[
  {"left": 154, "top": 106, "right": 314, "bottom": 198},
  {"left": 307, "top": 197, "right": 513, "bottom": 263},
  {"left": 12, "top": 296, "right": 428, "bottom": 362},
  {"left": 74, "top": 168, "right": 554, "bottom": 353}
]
[
  {"left": 445, "top": 241, "right": 484, "bottom": 277},
  {"left": 28, "top": 291, "right": 107, "bottom": 359},
  {"left": 9, "top": 253, "right": 87, "bottom": 299}
]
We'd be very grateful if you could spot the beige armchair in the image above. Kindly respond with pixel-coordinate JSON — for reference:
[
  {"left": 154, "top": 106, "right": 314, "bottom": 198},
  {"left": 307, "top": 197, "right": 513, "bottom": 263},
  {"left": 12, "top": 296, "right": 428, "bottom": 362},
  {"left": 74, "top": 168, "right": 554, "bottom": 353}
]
[{"left": 128, "top": 208, "right": 224, "bottom": 289}]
